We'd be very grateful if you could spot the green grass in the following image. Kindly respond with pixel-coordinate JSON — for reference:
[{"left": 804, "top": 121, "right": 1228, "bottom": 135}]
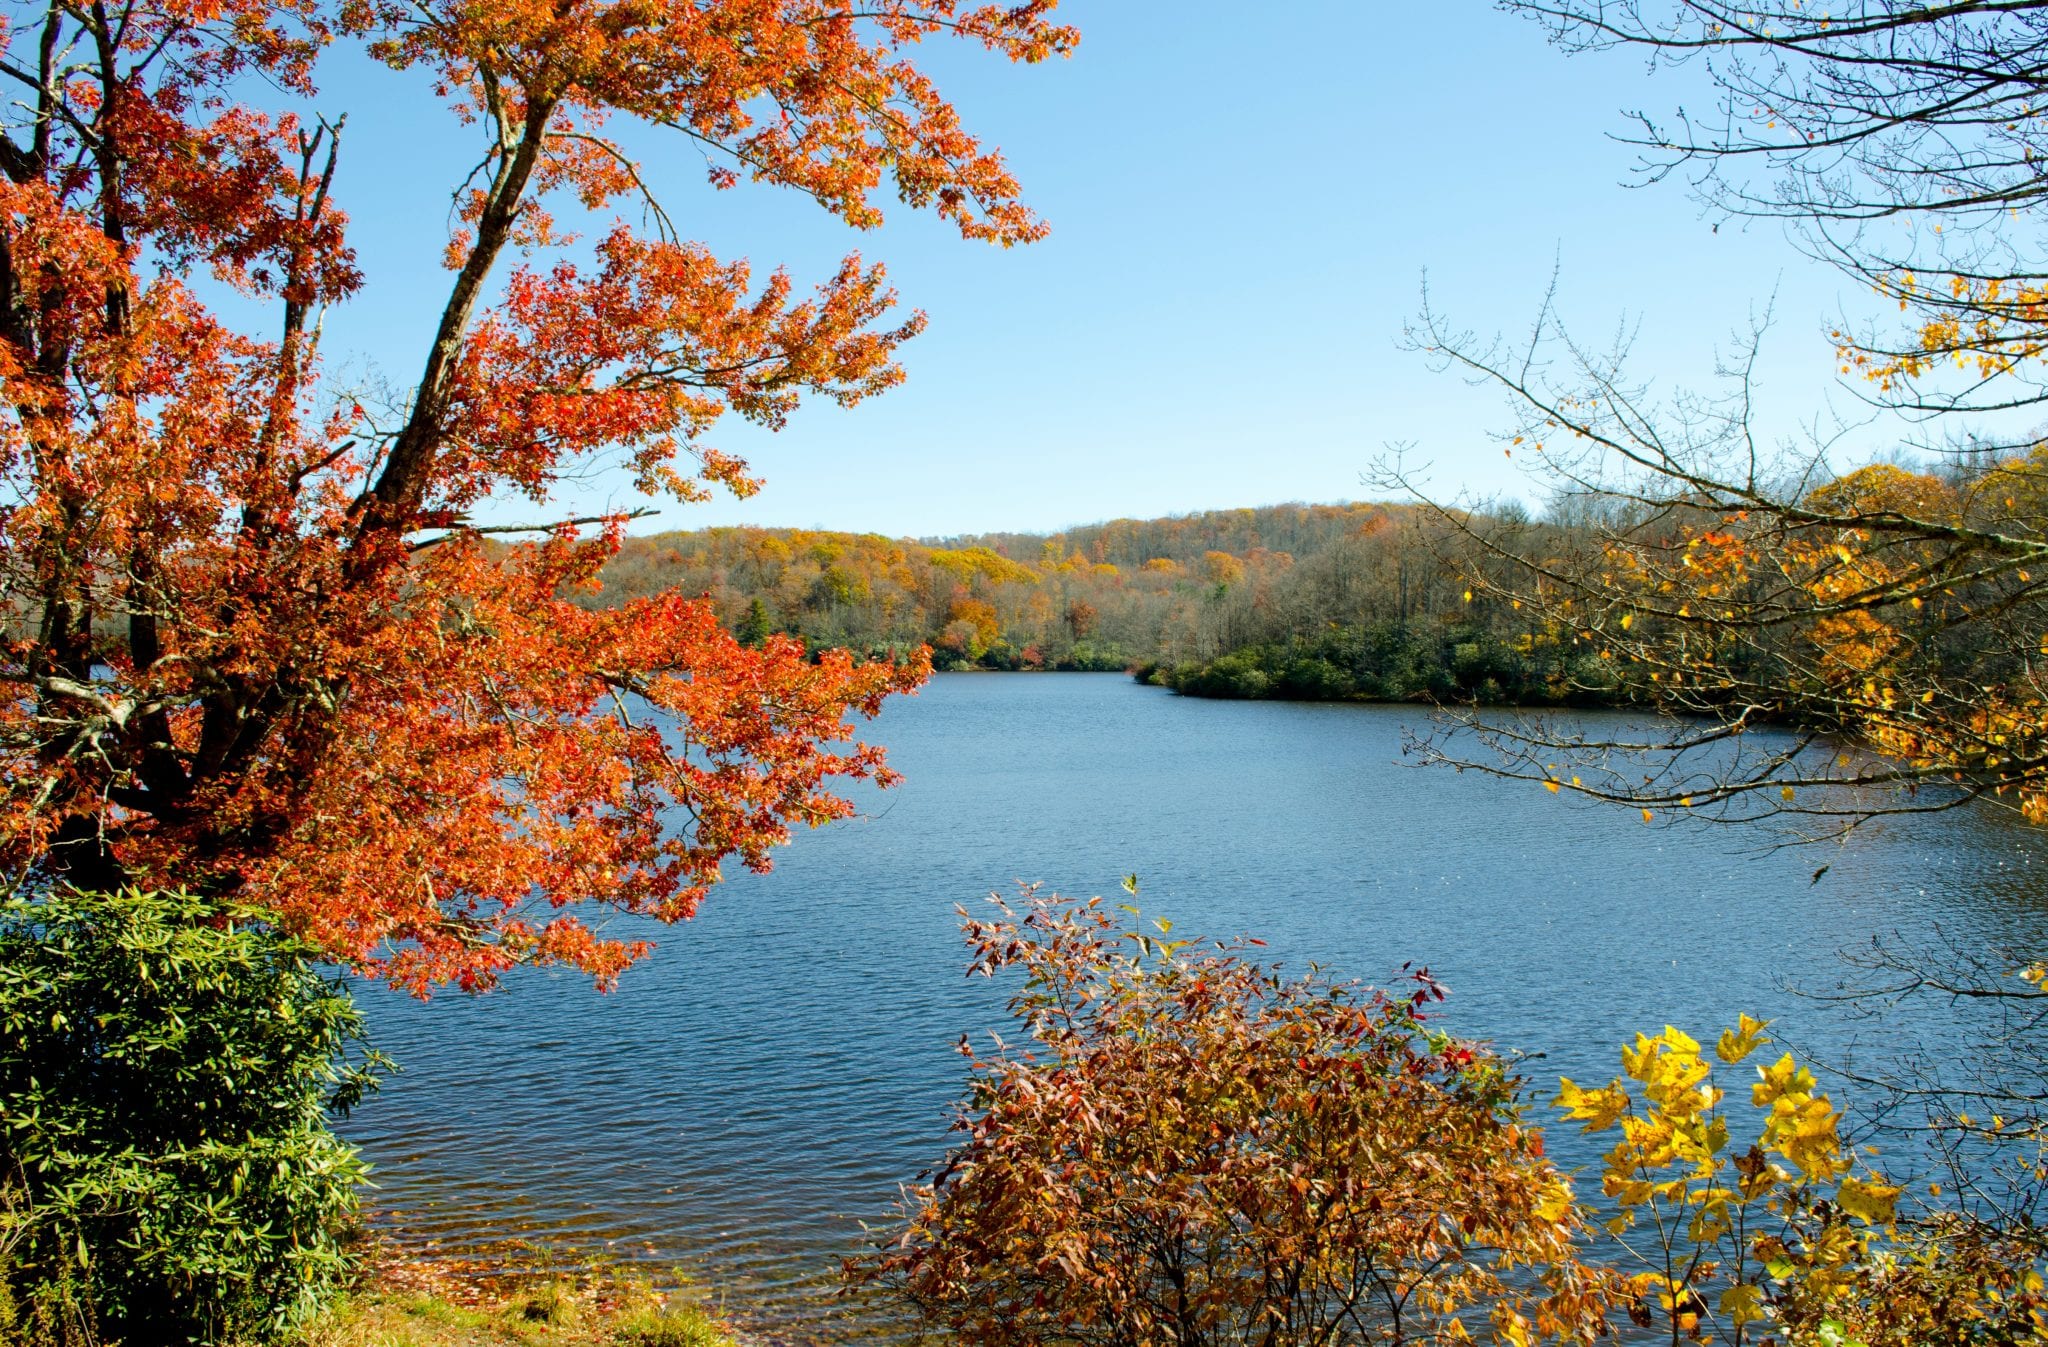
[
  {"left": 0, "top": 1235, "right": 747, "bottom": 1347},
  {"left": 298, "top": 1259, "right": 742, "bottom": 1347}
]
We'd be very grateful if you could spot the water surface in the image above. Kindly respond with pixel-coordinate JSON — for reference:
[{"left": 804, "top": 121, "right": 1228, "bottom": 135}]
[{"left": 344, "top": 673, "right": 2048, "bottom": 1336}]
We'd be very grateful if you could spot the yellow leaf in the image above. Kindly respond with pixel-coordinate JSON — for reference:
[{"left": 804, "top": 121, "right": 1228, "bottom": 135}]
[
  {"left": 1718, "top": 1284, "right": 1765, "bottom": 1328},
  {"left": 1545, "top": 780, "right": 1561, "bottom": 794},
  {"left": 1781, "top": 786, "right": 1796, "bottom": 802},
  {"left": 1641, "top": 808, "right": 1654, "bottom": 823},
  {"left": 1557, "top": 1077, "right": 1630, "bottom": 1130},
  {"left": 1837, "top": 1175, "right": 1902, "bottom": 1225},
  {"left": 1752, "top": 1053, "right": 1811, "bottom": 1108},
  {"left": 1716, "top": 1014, "right": 1771, "bottom": 1064}
]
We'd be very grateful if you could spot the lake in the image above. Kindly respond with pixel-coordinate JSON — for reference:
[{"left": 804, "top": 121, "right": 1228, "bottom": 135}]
[{"left": 342, "top": 672, "right": 2048, "bottom": 1339}]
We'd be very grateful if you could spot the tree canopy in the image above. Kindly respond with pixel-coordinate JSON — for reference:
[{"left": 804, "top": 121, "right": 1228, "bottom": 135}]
[{"left": 0, "top": 0, "right": 1075, "bottom": 991}]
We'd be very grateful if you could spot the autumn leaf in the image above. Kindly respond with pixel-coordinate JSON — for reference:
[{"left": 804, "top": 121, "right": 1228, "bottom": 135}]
[
  {"left": 1715, "top": 1014, "right": 1771, "bottom": 1064},
  {"left": 0, "top": 0, "right": 1072, "bottom": 990},
  {"left": 1836, "top": 1175, "right": 1902, "bottom": 1225}
]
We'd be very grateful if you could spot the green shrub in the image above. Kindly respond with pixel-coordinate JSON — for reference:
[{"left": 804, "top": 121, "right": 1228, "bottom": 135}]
[
  {"left": 0, "top": 888, "right": 385, "bottom": 1345},
  {"left": 1163, "top": 620, "right": 1613, "bottom": 706},
  {"left": 1171, "top": 651, "right": 1271, "bottom": 698},
  {"left": 1276, "top": 656, "right": 1355, "bottom": 699},
  {"left": 1052, "top": 641, "right": 1126, "bottom": 672}
]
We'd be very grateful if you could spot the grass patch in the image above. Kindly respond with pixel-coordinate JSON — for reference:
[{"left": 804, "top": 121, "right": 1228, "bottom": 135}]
[{"left": 297, "top": 1245, "right": 742, "bottom": 1347}]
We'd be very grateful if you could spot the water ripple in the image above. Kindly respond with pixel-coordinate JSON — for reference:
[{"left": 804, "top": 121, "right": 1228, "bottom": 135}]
[{"left": 343, "top": 674, "right": 2048, "bottom": 1336}]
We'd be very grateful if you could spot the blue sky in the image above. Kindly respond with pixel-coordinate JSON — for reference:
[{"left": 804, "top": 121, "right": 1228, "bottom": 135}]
[{"left": 306, "top": 2, "right": 1896, "bottom": 539}]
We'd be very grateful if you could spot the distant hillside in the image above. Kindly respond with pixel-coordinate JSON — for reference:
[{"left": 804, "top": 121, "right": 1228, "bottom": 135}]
[
  {"left": 594, "top": 502, "right": 1599, "bottom": 703},
  {"left": 928, "top": 502, "right": 1402, "bottom": 570}
]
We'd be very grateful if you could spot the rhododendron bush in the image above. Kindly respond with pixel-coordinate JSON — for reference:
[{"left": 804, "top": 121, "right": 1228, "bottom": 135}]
[{"left": 0, "top": 0, "right": 1076, "bottom": 991}]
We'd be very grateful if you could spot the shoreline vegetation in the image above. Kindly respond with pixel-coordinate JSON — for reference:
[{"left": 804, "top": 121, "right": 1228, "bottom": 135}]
[
  {"left": 601, "top": 459, "right": 2048, "bottom": 732},
  {"left": 590, "top": 502, "right": 1620, "bottom": 706},
  {"left": 297, "top": 1241, "right": 742, "bottom": 1347}
]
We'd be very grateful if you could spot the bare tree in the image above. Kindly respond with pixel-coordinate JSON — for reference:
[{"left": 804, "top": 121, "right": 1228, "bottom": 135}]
[
  {"left": 1388, "top": 286, "right": 2048, "bottom": 840},
  {"left": 1509, "top": 1, "right": 2048, "bottom": 444},
  {"left": 1384, "top": 7, "right": 2048, "bottom": 1237}
]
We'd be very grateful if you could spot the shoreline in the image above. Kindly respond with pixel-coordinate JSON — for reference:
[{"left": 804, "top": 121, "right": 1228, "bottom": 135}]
[{"left": 302, "top": 1238, "right": 749, "bottom": 1347}]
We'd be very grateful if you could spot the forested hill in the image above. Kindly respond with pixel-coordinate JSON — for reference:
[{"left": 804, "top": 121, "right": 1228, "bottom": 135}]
[
  {"left": 930, "top": 502, "right": 1416, "bottom": 572},
  {"left": 595, "top": 502, "right": 1602, "bottom": 704}
]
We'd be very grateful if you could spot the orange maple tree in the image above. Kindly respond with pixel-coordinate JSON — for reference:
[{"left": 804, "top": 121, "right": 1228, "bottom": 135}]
[{"left": 0, "top": 0, "right": 1076, "bottom": 991}]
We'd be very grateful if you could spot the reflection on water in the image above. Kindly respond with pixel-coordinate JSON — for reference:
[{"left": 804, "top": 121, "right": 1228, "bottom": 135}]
[{"left": 342, "top": 674, "right": 2048, "bottom": 1340}]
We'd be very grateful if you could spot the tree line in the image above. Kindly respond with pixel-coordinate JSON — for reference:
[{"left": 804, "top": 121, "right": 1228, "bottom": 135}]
[
  {"left": 589, "top": 501, "right": 1616, "bottom": 703},
  {"left": 601, "top": 449, "right": 2048, "bottom": 727}
]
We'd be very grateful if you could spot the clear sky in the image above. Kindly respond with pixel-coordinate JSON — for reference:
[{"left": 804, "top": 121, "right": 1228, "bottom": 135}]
[{"left": 304, "top": 2, "right": 1896, "bottom": 539}]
